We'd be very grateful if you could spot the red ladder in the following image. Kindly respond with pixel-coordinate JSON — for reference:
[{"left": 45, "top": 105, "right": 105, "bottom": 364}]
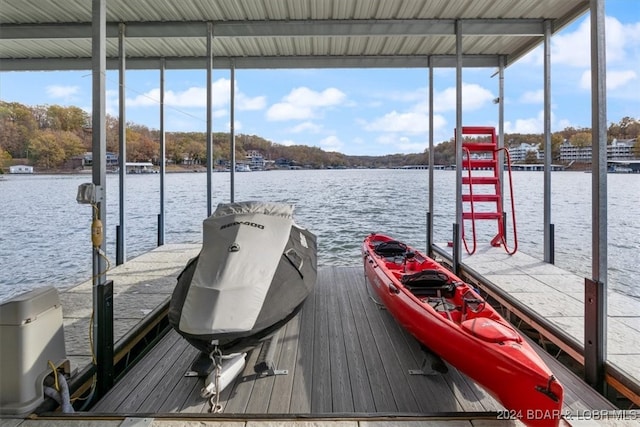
[{"left": 459, "top": 126, "right": 517, "bottom": 255}]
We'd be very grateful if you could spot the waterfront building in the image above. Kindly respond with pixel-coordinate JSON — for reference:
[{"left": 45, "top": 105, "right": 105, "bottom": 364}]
[
  {"left": 245, "top": 150, "right": 266, "bottom": 170},
  {"left": 82, "top": 151, "right": 119, "bottom": 167},
  {"left": 509, "top": 142, "right": 542, "bottom": 162},
  {"left": 560, "top": 138, "right": 638, "bottom": 162}
]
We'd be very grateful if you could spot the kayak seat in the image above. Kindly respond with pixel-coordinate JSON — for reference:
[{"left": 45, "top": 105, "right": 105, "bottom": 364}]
[
  {"left": 373, "top": 240, "right": 408, "bottom": 257},
  {"left": 401, "top": 270, "right": 456, "bottom": 298}
]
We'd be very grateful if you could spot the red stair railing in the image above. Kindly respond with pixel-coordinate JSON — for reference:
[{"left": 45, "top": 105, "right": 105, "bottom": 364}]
[{"left": 459, "top": 126, "right": 518, "bottom": 255}]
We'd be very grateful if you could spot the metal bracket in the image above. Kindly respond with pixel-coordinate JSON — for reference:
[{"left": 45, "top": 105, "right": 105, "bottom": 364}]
[
  {"left": 408, "top": 368, "right": 439, "bottom": 376},
  {"left": 260, "top": 368, "right": 289, "bottom": 377}
]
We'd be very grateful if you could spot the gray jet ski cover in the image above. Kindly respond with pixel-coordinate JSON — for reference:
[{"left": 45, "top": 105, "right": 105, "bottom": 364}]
[{"left": 173, "top": 201, "right": 317, "bottom": 341}]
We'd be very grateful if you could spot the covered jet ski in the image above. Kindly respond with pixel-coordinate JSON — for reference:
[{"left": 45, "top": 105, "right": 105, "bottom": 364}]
[{"left": 169, "top": 201, "right": 317, "bottom": 356}]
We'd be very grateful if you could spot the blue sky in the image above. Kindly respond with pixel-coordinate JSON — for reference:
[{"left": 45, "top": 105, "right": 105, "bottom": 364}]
[{"left": 1, "top": 1, "right": 639, "bottom": 156}]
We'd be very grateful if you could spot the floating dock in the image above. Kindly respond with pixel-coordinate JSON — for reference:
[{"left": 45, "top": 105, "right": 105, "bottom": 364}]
[{"left": 4, "top": 244, "right": 639, "bottom": 426}]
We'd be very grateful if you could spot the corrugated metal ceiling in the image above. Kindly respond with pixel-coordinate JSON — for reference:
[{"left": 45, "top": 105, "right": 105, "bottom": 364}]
[{"left": 0, "top": 0, "right": 590, "bottom": 71}]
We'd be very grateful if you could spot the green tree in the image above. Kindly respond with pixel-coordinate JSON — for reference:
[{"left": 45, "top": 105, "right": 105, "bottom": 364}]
[
  {"left": 126, "top": 127, "right": 158, "bottom": 162},
  {"left": 434, "top": 138, "right": 456, "bottom": 165},
  {"left": 58, "top": 131, "right": 85, "bottom": 162},
  {"left": 609, "top": 116, "right": 639, "bottom": 140},
  {"left": 47, "top": 105, "right": 90, "bottom": 132},
  {"left": 105, "top": 114, "right": 120, "bottom": 154},
  {"left": 524, "top": 150, "right": 540, "bottom": 163},
  {"left": 0, "top": 147, "right": 12, "bottom": 173},
  {"left": 571, "top": 132, "right": 592, "bottom": 147},
  {"left": 0, "top": 102, "right": 38, "bottom": 158},
  {"left": 551, "top": 133, "right": 564, "bottom": 161},
  {"left": 166, "top": 135, "right": 183, "bottom": 164},
  {"left": 29, "top": 130, "right": 66, "bottom": 168},
  {"left": 185, "top": 140, "right": 206, "bottom": 164}
]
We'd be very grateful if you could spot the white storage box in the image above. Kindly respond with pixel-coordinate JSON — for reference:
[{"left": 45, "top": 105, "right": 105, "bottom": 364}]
[{"left": 0, "top": 286, "right": 67, "bottom": 415}]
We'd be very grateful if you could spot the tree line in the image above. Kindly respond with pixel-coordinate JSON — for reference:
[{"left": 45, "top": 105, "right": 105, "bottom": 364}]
[{"left": 0, "top": 101, "right": 638, "bottom": 172}]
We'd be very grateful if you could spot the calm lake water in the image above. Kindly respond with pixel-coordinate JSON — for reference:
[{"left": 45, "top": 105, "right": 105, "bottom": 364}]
[{"left": 1, "top": 169, "right": 638, "bottom": 302}]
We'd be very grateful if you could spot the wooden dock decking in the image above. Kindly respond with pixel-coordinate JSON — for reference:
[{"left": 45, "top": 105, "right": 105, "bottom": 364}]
[
  {"left": 433, "top": 243, "right": 640, "bottom": 405},
  {"left": 58, "top": 243, "right": 201, "bottom": 371},
  {"left": 87, "top": 264, "right": 615, "bottom": 419},
  {"left": 4, "top": 243, "right": 639, "bottom": 426}
]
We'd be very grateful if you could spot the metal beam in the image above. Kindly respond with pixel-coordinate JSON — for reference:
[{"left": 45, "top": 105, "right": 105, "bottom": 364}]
[
  {"left": 0, "top": 19, "right": 546, "bottom": 40},
  {"left": 0, "top": 54, "right": 504, "bottom": 71}
]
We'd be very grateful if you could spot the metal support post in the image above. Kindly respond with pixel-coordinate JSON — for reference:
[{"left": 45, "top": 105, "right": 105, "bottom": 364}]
[
  {"left": 96, "top": 279, "right": 114, "bottom": 398},
  {"left": 452, "top": 223, "right": 460, "bottom": 275},
  {"left": 584, "top": 278, "right": 606, "bottom": 395},
  {"left": 549, "top": 223, "right": 555, "bottom": 265},
  {"left": 116, "top": 225, "right": 123, "bottom": 265},
  {"left": 426, "top": 212, "right": 432, "bottom": 258}
]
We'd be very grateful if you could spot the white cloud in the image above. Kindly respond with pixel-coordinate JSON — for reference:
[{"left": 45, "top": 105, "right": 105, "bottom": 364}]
[
  {"left": 524, "top": 16, "right": 636, "bottom": 68},
  {"left": 213, "top": 109, "right": 227, "bottom": 118},
  {"left": 361, "top": 111, "right": 447, "bottom": 134},
  {"left": 373, "top": 134, "right": 427, "bottom": 154},
  {"left": 289, "top": 121, "right": 322, "bottom": 133},
  {"left": 358, "top": 83, "right": 494, "bottom": 139},
  {"left": 504, "top": 110, "right": 545, "bottom": 134},
  {"left": 370, "top": 83, "right": 493, "bottom": 115},
  {"left": 266, "top": 87, "right": 346, "bottom": 121},
  {"left": 504, "top": 117, "right": 543, "bottom": 134},
  {"left": 503, "top": 110, "right": 571, "bottom": 134},
  {"left": 520, "top": 89, "right": 544, "bottom": 104},
  {"left": 236, "top": 93, "right": 266, "bottom": 111},
  {"left": 266, "top": 102, "right": 314, "bottom": 121},
  {"left": 278, "top": 139, "right": 296, "bottom": 147},
  {"left": 125, "top": 78, "right": 264, "bottom": 111},
  {"left": 319, "top": 135, "right": 343, "bottom": 151},
  {"left": 433, "top": 83, "right": 494, "bottom": 112},
  {"left": 551, "top": 19, "right": 592, "bottom": 68},
  {"left": 369, "top": 88, "right": 427, "bottom": 103},
  {"left": 46, "top": 85, "right": 80, "bottom": 100},
  {"left": 579, "top": 69, "right": 637, "bottom": 90}
]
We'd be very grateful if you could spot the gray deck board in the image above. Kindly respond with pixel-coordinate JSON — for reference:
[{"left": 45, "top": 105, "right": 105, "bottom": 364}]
[
  {"left": 311, "top": 268, "right": 333, "bottom": 413},
  {"left": 326, "top": 267, "right": 356, "bottom": 413},
  {"left": 265, "top": 321, "right": 298, "bottom": 413},
  {"left": 335, "top": 267, "right": 377, "bottom": 413},
  {"left": 289, "top": 275, "right": 316, "bottom": 414},
  {"left": 354, "top": 269, "right": 425, "bottom": 413},
  {"left": 344, "top": 269, "right": 397, "bottom": 412},
  {"left": 90, "top": 265, "right": 615, "bottom": 418},
  {"left": 91, "top": 330, "right": 182, "bottom": 412}
]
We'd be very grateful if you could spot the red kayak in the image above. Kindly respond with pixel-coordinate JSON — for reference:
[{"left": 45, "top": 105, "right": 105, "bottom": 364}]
[{"left": 363, "top": 233, "right": 564, "bottom": 427}]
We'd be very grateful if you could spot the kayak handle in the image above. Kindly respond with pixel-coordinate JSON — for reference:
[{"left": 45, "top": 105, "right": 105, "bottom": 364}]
[{"left": 388, "top": 283, "right": 400, "bottom": 294}]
